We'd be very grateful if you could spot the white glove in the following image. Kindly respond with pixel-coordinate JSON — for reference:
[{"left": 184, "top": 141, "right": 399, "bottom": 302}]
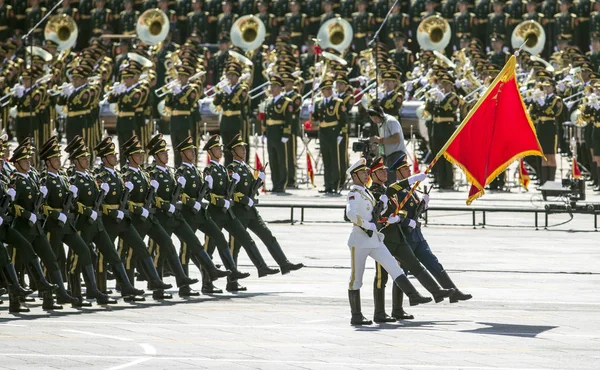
[
  {"left": 258, "top": 172, "right": 266, "bottom": 182},
  {"left": 29, "top": 213, "right": 37, "bottom": 224},
  {"left": 336, "top": 136, "right": 343, "bottom": 145},
  {"left": 387, "top": 214, "right": 401, "bottom": 224},
  {"left": 101, "top": 182, "right": 110, "bottom": 195},
  {"left": 57, "top": 213, "right": 67, "bottom": 224},
  {"left": 90, "top": 210, "right": 98, "bottom": 221},
  {"left": 557, "top": 81, "right": 566, "bottom": 92},
  {"left": 116, "top": 210, "right": 124, "bottom": 220},
  {"left": 7, "top": 188, "right": 16, "bottom": 201},
  {"left": 419, "top": 76, "right": 428, "bottom": 85},
  {"left": 536, "top": 97, "right": 546, "bottom": 106},
  {"left": 69, "top": 184, "right": 79, "bottom": 197},
  {"left": 205, "top": 175, "right": 213, "bottom": 189},
  {"left": 63, "top": 84, "right": 74, "bottom": 97},
  {"left": 124, "top": 181, "right": 134, "bottom": 192},
  {"left": 217, "top": 79, "right": 229, "bottom": 89},
  {"left": 172, "top": 85, "right": 182, "bottom": 95},
  {"left": 231, "top": 173, "right": 240, "bottom": 183},
  {"left": 247, "top": 198, "right": 254, "bottom": 207},
  {"left": 114, "top": 83, "right": 127, "bottom": 95},
  {"left": 357, "top": 75, "right": 370, "bottom": 85},
  {"left": 150, "top": 179, "right": 159, "bottom": 191},
  {"left": 222, "top": 199, "right": 230, "bottom": 210},
  {"left": 40, "top": 186, "right": 48, "bottom": 198},
  {"left": 408, "top": 219, "right": 417, "bottom": 229},
  {"left": 261, "top": 135, "right": 267, "bottom": 144},
  {"left": 223, "top": 85, "right": 232, "bottom": 94},
  {"left": 308, "top": 104, "right": 314, "bottom": 113},
  {"left": 141, "top": 208, "right": 149, "bottom": 219},
  {"left": 281, "top": 137, "right": 289, "bottom": 144},
  {"left": 435, "top": 89, "right": 445, "bottom": 101},
  {"left": 367, "top": 222, "right": 377, "bottom": 231},
  {"left": 0, "top": 216, "right": 3, "bottom": 226},
  {"left": 421, "top": 194, "right": 430, "bottom": 209},
  {"left": 177, "top": 176, "right": 187, "bottom": 187},
  {"left": 408, "top": 172, "right": 427, "bottom": 185},
  {"left": 193, "top": 201, "right": 201, "bottom": 211},
  {"left": 406, "top": 80, "right": 413, "bottom": 92},
  {"left": 14, "top": 84, "right": 25, "bottom": 98},
  {"left": 380, "top": 194, "right": 389, "bottom": 205}
]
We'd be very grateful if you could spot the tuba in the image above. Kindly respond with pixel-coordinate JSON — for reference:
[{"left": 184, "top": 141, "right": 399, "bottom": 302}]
[
  {"left": 136, "top": 9, "right": 169, "bottom": 45},
  {"left": 127, "top": 52, "right": 153, "bottom": 68},
  {"left": 230, "top": 15, "right": 266, "bottom": 51},
  {"left": 511, "top": 20, "right": 545, "bottom": 56},
  {"left": 44, "top": 14, "right": 78, "bottom": 51},
  {"left": 417, "top": 15, "right": 451, "bottom": 51},
  {"left": 317, "top": 17, "right": 353, "bottom": 53},
  {"left": 27, "top": 46, "right": 53, "bottom": 62}
]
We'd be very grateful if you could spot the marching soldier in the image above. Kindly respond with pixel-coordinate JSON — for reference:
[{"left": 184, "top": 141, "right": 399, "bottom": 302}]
[
  {"left": 213, "top": 62, "right": 249, "bottom": 165},
  {"left": 554, "top": 0, "right": 579, "bottom": 50},
  {"left": 488, "top": 33, "right": 511, "bottom": 65},
  {"left": 344, "top": 157, "right": 431, "bottom": 325},
  {"left": 262, "top": 75, "right": 293, "bottom": 193},
  {"left": 311, "top": 78, "right": 347, "bottom": 194},
  {"left": 352, "top": 0, "right": 375, "bottom": 52},
  {"left": 216, "top": 0, "right": 238, "bottom": 39},
  {"left": 119, "top": 0, "right": 138, "bottom": 35},
  {"left": 284, "top": 1, "right": 308, "bottom": 50},
  {"left": 453, "top": 0, "right": 477, "bottom": 51},
  {"left": 91, "top": 0, "right": 113, "bottom": 38},
  {"left": 25, "top": 0, "right": 47, "bottom": 42},
  {"left": 488, "top": 0, "right": 511, "bottom": 48},
  {"left": 202, "top": 135, "right": 280, "bottom": 292}
]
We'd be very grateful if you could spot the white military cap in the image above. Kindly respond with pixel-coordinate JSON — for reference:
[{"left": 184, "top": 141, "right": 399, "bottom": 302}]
[{"left": 346, "top": 157, "right": 369, "bottom": 176}]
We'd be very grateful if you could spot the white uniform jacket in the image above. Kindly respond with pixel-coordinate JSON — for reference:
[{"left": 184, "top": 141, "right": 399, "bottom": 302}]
[{"left": 345, "top": 185, "right": 385, "bottom": 249}]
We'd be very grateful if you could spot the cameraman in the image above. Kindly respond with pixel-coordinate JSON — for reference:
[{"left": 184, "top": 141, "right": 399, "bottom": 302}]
[{"left": 367, "top": 107, "right": 406, "bottom": 183}]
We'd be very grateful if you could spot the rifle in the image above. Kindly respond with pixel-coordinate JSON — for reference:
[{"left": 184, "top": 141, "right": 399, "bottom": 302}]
[
  {"left": 363, "top": 200, "right": 384, "bottom": 237},
  {"left": 116, "top": 180, "right": 132, "bottom": 223},
  {"left": 245, "top": 162, "right": 269, "bottom": 210},
  {"left": 87, "top": 183, "right": 107, "bottom": 224},
  {"left": 0, "top": 194, "right": 11, "bottom": 220},
  {"left": 166, "top": 180, "right": 183, "bottom": 218},
  {"left": 223, "top": 177, "right": 237, "bottom": 219},
  {"left": 29, "top": 178, "right": 47, "bottom": 230},
  {"left": 191, "top": 179, "right": 209, "bottom": 214},
  {"left": 56, "top": 187, "right": 75, "bottom": 228}
]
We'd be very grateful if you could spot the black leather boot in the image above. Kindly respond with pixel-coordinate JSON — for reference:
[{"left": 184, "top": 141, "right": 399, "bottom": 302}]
[
  {"left": 244, "top": 241, "right": 280, "bottom": 277},
  {"left": 265, "top": 240, "right": 304, "bottom": 275},
  {"left": 26, "top": 259, "right": 57, "bottom": 293},
  {"left": 595, "top": 167, "right": 600, "bottom": 192},
  {"left": 348, "top": 290, "right": 372, "bottom": 325},
  {"left": 548, "top": 166, "right": 556, "bottom": 183},
  {"left": 435, "top": 270, "right": 472, "bottom": 303},
  {"left": 9, "top": 293, "right": 30, "bottom": 313},
  {"left": 67, "top": 272, "right": 92, "bottom": 307},
  {"left": 177, "top": 262, "right": 200, "bottom": 296},
  {"left": 391, "top": 285, "right": 414, "bottom": 320},
  {"left": 415, "top": 270, "right": 455, "bottom": 303},
  {"left": 140, "top": 256, "right": 173, "bottom": 291},
  {"left": 48, "top": 269, "right": 78, "bottom": 304},
  {"left": 394, "top": 275, "right": 432, "bottom": 306},
  {"left": 192, "top": 250, "right": 231, "bottom": 281},
  {"left": 373, "top": 287, "right": 396, "bottom": 323},
  {"left": 167, "top": 255, "right": 199, "bottom": 288},
  {"left": 201, "top": 266, "right": 223, "bottom": 293},
  {"left": 112, "top": 263, "right": 145, "bottom": 297},
  {"left": 217, "top": 248, "right": 251, "bottom": 280},
  {"left": 42, "top": 291, "right": 63, "bottom": 310},
  {"left": 82, "top": 264, "right": 116, "bottom": 304},
  {"left": 225, "top": 280, "right": 247, "bottom": 292},
  {"left": 2, "top": 264, "right": 33, "bottom": 297},
  {"left": 538, "top": 166, "right": 547, "bottom": 186}
]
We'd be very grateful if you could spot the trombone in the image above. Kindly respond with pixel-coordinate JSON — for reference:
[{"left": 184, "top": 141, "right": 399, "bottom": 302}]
[{"left": 155, "top": 71, "right": 206, "bottom": 97}]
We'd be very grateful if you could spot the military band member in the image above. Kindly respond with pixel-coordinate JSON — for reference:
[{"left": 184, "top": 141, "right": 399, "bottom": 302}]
[
  {"left": 119, "top": 0, "right": 138, "bottom": 35},
  {"left": 379, "top": 70, "right": 404, "bottom": 123},
  {"left": 576, "top": 0, "right": 592, "bottom": 52},
  {"left": 352, "top": 0, "right": 375, "bottom": 52},
  {"left": 410, "top": 0, "right": 426, "bottom": 51},
  {"left": 386, "top": 4, "right": 410, "bottom": 50},
  {"left": 320, "top": 0, "right": 339, "bottom": 26},
  {"left": 282, "top": 72, "right": 302, "bottom": 188},
  {"left": 554, "top": 0, "right": 579, "bottom": 50},
  {"left": 202, "top": 135, "right": 280, "bottom": 291},
  {"left": 189, "top": 0, "right": 209, "bottom": 42},
  {"left": 528, "top": 74, "right": 563, "bottom": 184},
  {"left": 488, "top": 33, "right": 511, "bottom": 65},
  {"left": 285, "top": 1, "right": 308, "bottom": 50},
  {"left": 368, "top": 157, "right": 455, "bottom": 322},
  {"left": 522, "top": 0, "right": 545, "bottom": 24},
  {"left": 213, "top": 62, "right": 249, "bottom": 165},
  {"left": 305, "top": 0, "right": 322, "bottom": 37},
  {"left": 454, "top": 0, "right": 477, "bottom": 51},
  {"left": 91, "top": 0, "right": 112, "bottom": 38},
  {"left": 271, "top": 0, "right": 288, "bottom": 28},
  {"left": 217, "top": 0, "right": 237, "bottom": 39},
  {"left": 389, "top": 34, "right": 414, "bottom": 76},
  {"left": 176, "top": 0, "right": 193, "bottom": 43},
  {"left": 25, "top": 0, "right": 46, "bottom": 42},
  {"left": 0, "top": 0, "right": 14, "bottom": 41},
  {"left": 592, "top": 2, "right": 600, "bottom": 44},
  {"left": 344, "top": 158, "right": 431, "bottom": 325},
  {"left": 487, "top": 0, "right": 510, "bottom": 48},
  {"left": 339, "top": 0, "right": 354, "bottom": 21},
  {"left": 12, "top": 68, "right": 43, "bottom": 146},
  {"left": 256, "top": 1, "right": 276, "bottom": 45},
  {"left": 56, "top": 67, "right": 91, "bottom": 149},
  {"left": 311, "top": 78, "right": 347, "bottom": 194},
  {"left": 474, "top": 0, "right": 492, "bottom": 46}
]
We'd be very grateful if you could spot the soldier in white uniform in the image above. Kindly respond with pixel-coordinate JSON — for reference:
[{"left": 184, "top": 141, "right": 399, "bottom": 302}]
[{"left": 345, "top": 158, "right": 431, "bottom": 325}]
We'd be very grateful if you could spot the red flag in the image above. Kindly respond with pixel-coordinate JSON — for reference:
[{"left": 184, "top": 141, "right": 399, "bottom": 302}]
[
  {"left": 572, "top": 157, "right": 582, "bottom": 179},
  {"left": 255, "top": 153, "right": 265, "bottom": 192},
  {"left": 442, "top": 55, "right": 543, "bottom": 204},
  {"left": 413, "top": 152, "right": 420, "bottom": 174},
  {"left": 314, "top": 45, "right": 322, "bottom": 55},
  {"left": 206, "top": 152, "right": 210, "bottom": 165},
  {"left": 307, "top": 152, "right": 315, "bottom": 186},
  {"left": 518, "top": 159, "right": 530, "bottom": 190}
]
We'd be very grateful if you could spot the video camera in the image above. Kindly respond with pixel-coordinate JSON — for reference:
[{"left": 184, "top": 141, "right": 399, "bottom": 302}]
[{"left": 352, "top": 122, "right": 379, "bottom": 160}]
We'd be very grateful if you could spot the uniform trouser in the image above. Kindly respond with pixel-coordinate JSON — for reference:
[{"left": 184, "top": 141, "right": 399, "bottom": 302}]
[
  {"left": 349, "top": 245, "right": 405, "bottom": 290},
  {"left": 407, "top": 238, "right": 445, "bottom": 279},
  {"left": 16, "top": 117, "right": 34, "bottom": 149},
  {"left": 66, "top": 116, "right": 87, "bottom": 148},
  {"left": 432, "top": 123, "right": 454, "bottom": 188},
  {"left": 319, "top": 126, "right": 340, "bottom": 191},
  {"left": 374, "top": 229, "right": 426, "bottom": 289},
  {"left": 0, "top": 243, "right": 10, "bottom": 266},
  {"left": 183, "top": 209, "right": 235, "bottom": 268},
  {"left": 103, "top": 216, "right": 152, "bottom": 262},
  {"left": 49, "top": 230, "right": 93, "bottom": 267},
  {"left": 287, "top": 134, "right": 298, "bottom": 186},
  {"left": 15, "top": 229, "right": 61, "bottom": 273},
  {"left": 338, "top": 134, "right": 349, "bottom": 189},
  {"left": 135, "top": 216, "right": 181, "bottom": 271},
  {"left": 267, "top": 127, "right": 288, "bottom": 191},
  {"left": 3, "top": 227, "right": 38, "bottom": 265},
  {"left": 229, "top": 206, "right": 287, "bottom": 266},
  {"left": 79, "top": 226, "right": 123, "bottom": 266},
  {"left": 117, "top": 117, "right": 137, "bottom": 167},
  {"left": 171, "top": 115, "right": 193, "bottom": 168}
]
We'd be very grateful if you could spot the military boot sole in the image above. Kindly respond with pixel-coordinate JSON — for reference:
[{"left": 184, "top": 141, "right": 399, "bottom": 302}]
[
  {"left": 350, "top": 315, "right": 373, "bottom": 325},
  {"left": 258, "top": 267, "right": 280, "bottom": 277},
  {"left": 9, "top": 305, "right": 30, "bottom": 313},
  {"left": 392, "top": 311, "right": 415, "bottom": 320},
  {"left": 449, "top": 291, "right": 473, "bottom": 303},
  {"left": 280, "top": 263, "right": 304, "bottom": 275},
  {"left": 408, "top": 295, "right": 433, "bottom": 306},
  {"left": 433, "top": 288, "right": 455, "bottom": 303},
  {"left": 147, "top": 281, "right": 173, "bottom": 291},
  {"left": 373, "top": 314, "right": 397, "bottom": 323},
  {"left": 123, "top": 295, "right": 146, "bottom": 302},
  {"left": 209, "top": 269, "right": 232, "bottom": 281},
  {"left": 152, "top": 292, "right": 173, "bottom": 300},
  {"left": 225, "top": 283, "right": 247, "bottom": 292},
  {"left": 179, "top": 289, "right": 201, "bottom": 297},
  {"left": 176, "top": 277, "right": 199, "bottom": 288},
  {"left": 42, "top": 303, "right": 63, "bottom": 310},
  {"left": 230, "top": 271, "right": 251, "bottom": 280}
]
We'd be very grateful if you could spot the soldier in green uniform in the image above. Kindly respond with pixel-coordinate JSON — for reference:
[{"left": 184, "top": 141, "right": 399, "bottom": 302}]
[
  {"left": 176, "top": 0, "right": 192, "bottom": 44},
  {"left": 454, "top": 0, "right": 477, "bottom": 51},
  {"left": 12, "top": 68, "right": 43, "bottom": 146},
  {"left": 379, "top": 70, "right": 404, "bottom": 122},
  {"left": 226, "top": 134, "right": 303, "bottom": 275},
  {"left": 188, "top": 0, "right": 209, "bottom": 42},
  {"left": 368, "top": 157, "right": 456, "bottom": 322},
  {"left": 528, "top": 75, "right": 563, "bottom": 184},
  {"left": 0, "top": 0, "right": 14, "bottom": 41},
  {"left": 589, "top": 34, "right": 600, "bottom": 72},
  {"left": 57, "top": 67, "right": 92, "bottom": 149},
  {"left": 91, "top": 0, "right": 112, "bottom": 38},
  {"left": 506, "top": 0, "right": 526, "bottom": 36},
  {"left": 554, "top": 0, "right": 579, "bottom": 50},
  {"left": 389, "top": 34, "right": 414, "bottom": 76},
  {"left": 118, "top": 137, "right": 200, "bottom": 299},
  {"left": 285, "top": 1, "right": 308, "bottom": 50},
  {"left": 591, "top": 2, "right": 600, "bottom": 46},
  {"left": 488, "top": 33, "right": 511, "bottom": 65},
  {"left": 305, "top": 0, "right": 322, "bottom": 37},
  {"left": 386, "top": 3, "right": 410, "bottom": 50},
  {"left": 202, "top": 135, "right": 280, "bottom": 292},
  {"left": 474, "top": 0, "right": 492, "bottom": 47},
  {"left": 205, "top": 0, "right": 221, "bottom": 43},
  {"left": 282, "top": 72, "right": 302, "bottom": 188},
  {"left": 165, "top": 65, "right": 197, "bottom": 167},
  {"left": 576, "top": 0, "right": 592, "bottom": 52},
  {"left": 213, "top": 63, "right": 249, "bottom": 165},
  {"left": 352, "top": 0, "right": 375, "bottom": 52},
  {"left": 410, "top": 0, "right": 426, "bottom": 52},
  {"left": 340, "top": 0, "right": 355, "bottom": 22},
  {"left": 522, "top": 0, "right": 545, "bottom": 24},
  {"left": 119, "top": 0, "right": 138, "bottom": 35},
  {"left": 487, "top": 0, "right": 511, "bottom": 48},
  {"left": 262, "top": 75, "right": 293, "bottom": 193},
  {"left": 272, "top": 0, "right": 288, "bottom": 28},
  {"left": 25, "top": 0, "right": 46, "bottom": 42},
  {"left": 334, "top": 73, "right": 353, "bottom": 189},
  {"left": 422, "top": 73, "right": 459, "bottom": 190},
  {"left": 256, "top": 1, "right": 276, "bottom": 45},
  {"left": 320, "top": 0, "right": 339, "bottom": 26},
  {"left": 311, "top": 78, "right": 347, "bottom": 194},
  {"left": 146, "top": 137, "right": 231, "bottom": 298},
  {"left": 371, "top": 0, "right": 389, "bottom": 44},
  {"left": 216, "top": 0, "right": 237, "bottom": 40}
]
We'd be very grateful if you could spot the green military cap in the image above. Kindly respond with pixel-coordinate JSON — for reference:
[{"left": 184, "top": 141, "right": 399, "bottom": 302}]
[
  {"left": 270, "top": 75, "right": 284, "bottom": 86},
  {"left": 123, "top": 139, "right": 145, "bottom": 156},
  {"left": 39, "top": 136, "right": 59, "bottom": 154},
  {"left": 176, "top": 64, "right": 194, "bottom": 77},
  {"left": 4, "top": 39, "right": 17, "bottom": 51},
  {"left": 147, "top": 134, "right": 163, "bottom": 150},
  {"left": 19, "top": 137, "right": 33, "bottom": 148},
  {"left": 225, "top": 63, "right": 242, "bottom": 76},
  {"left": 490, "top": 33, "right": 505, "bottom": 43},
  {"left": 69, "top": 144, "right": 91, "bottom": 161},
  {"left": 97, "top": 142, "right": 117, "bottom": 157},
  {"left": 44, "top": 39, "right": 59, "bottom": 49},
  {"left": 94, "top": 136, "right": 113, "bottom": 152},
  {"left": 319, "top": 78, "right": 334, "bottom": 90},
  {"left": 346, "top": 158, "right": 369, "bottom": 176},
  {"left": 225, "top": 133, "right": 247, "bottom": 151},
  {"left": 9, "top": 145, "right": 31, "bottom": 163},
  {"left": 203, "top": 134, "right": 222, "bottom": 151},
  {"left": 294, "top": 76, "right": 304, "bottom": 86},
  {"left": 21, "top": 68, "right": 35, "bottom": 79},
  {"left": 335, "top": 73, "right": 349, "bottom": 84},
  {"left": 120, "top": 135, "right": 139, "bottom": 150},
  {"left": 390, "top": 153, "right": 409, "bottom": 171},
  {"left": 175, "top": 136, "right": 197, "bottom": 152},
  {"left": 438, "top": 73, "right": 455, "bottom": 85},
  {"left": 71, "top": 66, "right": 88, "bottom": 79},
  {"left": 148, "top": 139, "right": 168, "bottom": 156},
  {"left": 280, "top": 71, "right": 295, "bottom": 82},
  {"left": 381, "top": 70, "right": 400, "bottom": 81},
  {"left": 39, "top": 142, "right": 62, "bottom": 160},
  {"left": 121, "top": 67, "right": 136, "bottom": 78},
  {"left": 393, "top": 32, "right": 407, "bottom": 41},
  {"left": 576, "top": 61, "right": 594, "bottom": 72},
  {"left": 536, "top": 69, "right": 553, "bottom": 80}
]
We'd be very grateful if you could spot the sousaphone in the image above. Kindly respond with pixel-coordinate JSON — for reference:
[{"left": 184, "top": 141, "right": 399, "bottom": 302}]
[
  {"left": 44, "top": 14, "right": 78, "bottom": 51},
  {"left": 230, "top": 15, "right": 266, "bottom": 52},
  {"left": 512, "top": 20, "right": 545, "bottom": 56},
  {"left": 317, "top": 17, "right": 353, "bottom": 53},
  {"left": 417, "top": 15, "right": 451, "bottom": 51}
]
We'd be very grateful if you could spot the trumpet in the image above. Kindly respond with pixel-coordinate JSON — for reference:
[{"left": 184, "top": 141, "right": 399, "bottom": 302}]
[
  {"left": 0, "top": 85, "right": 23, "bottom": 106},
  {"left": 48, "top": 82, "right": 74, "bottom": 96},
  {"left": 155, "top": 71, "right": 206, "bottom": 97},
  {"left": 204, "top": 72, "right": 250, "bottom": 95}
]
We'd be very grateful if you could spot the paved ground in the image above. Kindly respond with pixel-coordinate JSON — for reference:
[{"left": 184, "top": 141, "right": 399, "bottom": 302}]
[{"left": 0, "top": 136, "right": 598, "bottom": 369}]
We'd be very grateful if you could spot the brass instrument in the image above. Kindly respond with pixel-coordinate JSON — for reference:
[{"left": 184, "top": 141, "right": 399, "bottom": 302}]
[
  {"left": 44, "top": 14, "right": 78, "bottom": 51},
  {"left": 433, "top": 50, "right": 456, "bottom": 69},
  {"left": 27, "top": 46, "right": 53, "bottom": 62},
  {"left": 155, "top": 71, "right": 206, "bottom": 98},
  {"left": 136, "top": 9, "right": 170, "bottom": 45},
  {"left": 48, "top": 82, "right": 73, "bottom": 96},
  {"left": 230, "top": 15, "right": 266, "bottom": 51},
  {"left": 127, "top": 52, "right": 153, "bottom": 68},
  {"left": 417, "top": 15, "right": 451, "bottom": 51},
  {"left": 229, "top": 50, "right": 254, "bottom": 66},
  {"left": 317, "top": 17, "right": 353, "bottom": 53},
  {"left": 530, "top": 55, "right": 554, "bottom": 73},
  {"left": 511, "top": 20, "right": 546, "bottom": 56}
]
